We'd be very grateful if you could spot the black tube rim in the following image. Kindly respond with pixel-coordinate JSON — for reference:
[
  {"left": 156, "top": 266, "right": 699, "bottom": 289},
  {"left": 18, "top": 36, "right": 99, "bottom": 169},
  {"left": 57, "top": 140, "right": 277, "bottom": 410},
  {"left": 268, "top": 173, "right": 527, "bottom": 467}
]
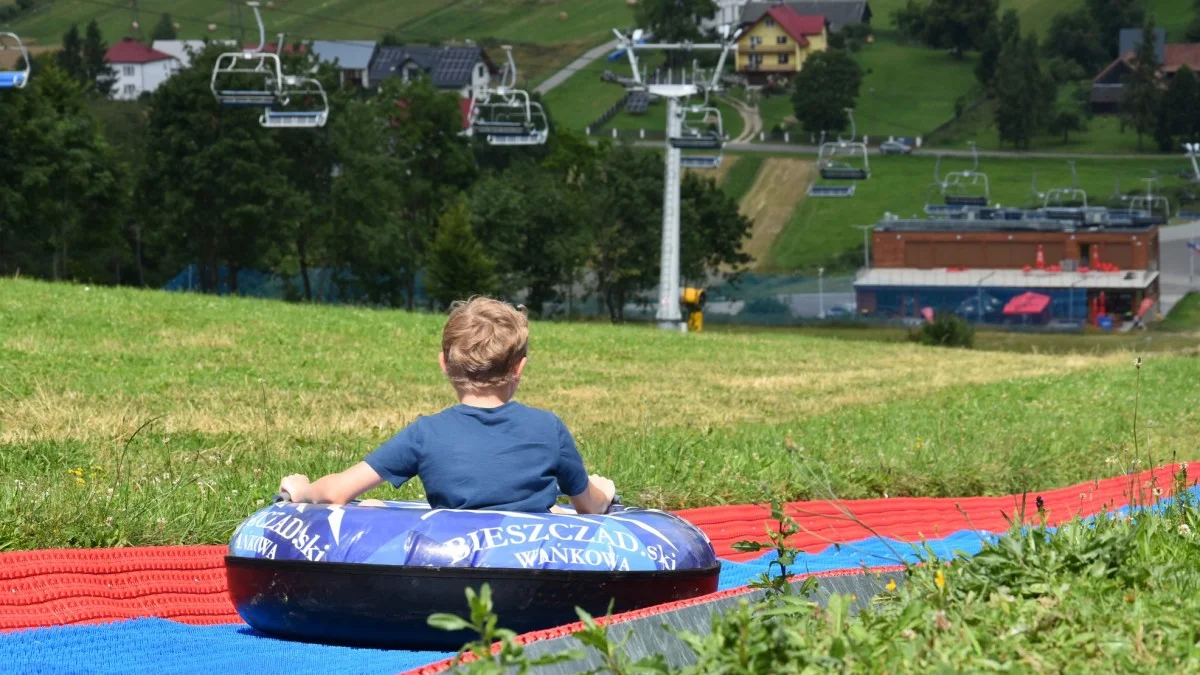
[{"left": 225, "top": 555, "right": 721, "bottom": 581}]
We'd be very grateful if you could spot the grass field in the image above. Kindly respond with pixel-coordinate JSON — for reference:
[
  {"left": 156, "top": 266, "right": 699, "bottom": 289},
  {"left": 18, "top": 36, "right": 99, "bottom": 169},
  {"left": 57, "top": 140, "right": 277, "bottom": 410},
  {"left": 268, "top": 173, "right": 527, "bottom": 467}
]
[
  {"left": 1160, "top": 292, "right": 1200, "bottom": 330},
  {"left": 764, "top": 154, "right": 1195, "bottom": 271},
  {"left": 10, "top": 0, "right": 634, "bottom": 86},
  {"left": 3, "top": 279, "right": 1199, "bottom": 551},
  {"left": 719, "top": 153, "right": 764, "bottom": 203}
]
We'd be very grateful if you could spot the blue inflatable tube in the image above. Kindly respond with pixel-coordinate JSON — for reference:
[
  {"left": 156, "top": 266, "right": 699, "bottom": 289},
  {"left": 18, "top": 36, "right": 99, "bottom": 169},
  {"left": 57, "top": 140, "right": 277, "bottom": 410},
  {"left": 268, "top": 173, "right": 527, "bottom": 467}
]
[{"left": 226, "top": 500, "right": 720, "bottom": 648}]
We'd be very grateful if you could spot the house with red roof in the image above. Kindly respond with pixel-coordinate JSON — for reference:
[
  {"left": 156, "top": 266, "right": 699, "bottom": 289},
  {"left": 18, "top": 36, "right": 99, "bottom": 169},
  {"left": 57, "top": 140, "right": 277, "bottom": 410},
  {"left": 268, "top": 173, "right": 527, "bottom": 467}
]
[
  {"left": 735, "top": 5, "right": 828, "bottom": 83},
  {"left": 105, "top": 38, "right": 179, "bottom": 100},
  {"left": 1089, "top": 28, "right": 1200, "bottom": 114}
]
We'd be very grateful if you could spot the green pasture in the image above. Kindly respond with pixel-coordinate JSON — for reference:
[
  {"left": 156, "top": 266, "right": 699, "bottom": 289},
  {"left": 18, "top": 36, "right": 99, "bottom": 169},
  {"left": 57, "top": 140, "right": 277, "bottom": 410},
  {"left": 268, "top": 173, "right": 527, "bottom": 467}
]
[
  {"left": 1160, "top": 292, "right": 1200, "bottom": 331},
  {"left": 718, "top": 153, "right": 764, "bottom": 202},
  {"left": 766, "top": 154, "right": 1196, "bottom": 272},
  {"left": 2, "top": 279, "right": 1198, "bottom": 550}
]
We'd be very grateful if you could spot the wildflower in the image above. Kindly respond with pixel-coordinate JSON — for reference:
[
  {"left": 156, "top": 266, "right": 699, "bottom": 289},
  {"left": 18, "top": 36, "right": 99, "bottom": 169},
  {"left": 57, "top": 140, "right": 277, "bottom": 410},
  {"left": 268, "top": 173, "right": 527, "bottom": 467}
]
[
  {"left": 105, "top": 517, "right": 114, "bottom": 527},
  {"left": 886, "top": 579, "right": 897, "bottom": 592},
  {"left": 1134, "top": 357, "right": 1142, "bottom": 370},
  {"left": 156, "top": 518, "right": 166, "bottom": 528},
  {"left": 231, "top": 489, "right": 239, "bottom": 496},
  {"left": 1179, "top": 524, "right": 1192, "bottom": 537},
  {"left": 1153, "top": 487, "right": 1164, "bottom": 498},
  {"left": 75, "top": 477, "right": 85, "bottom": 486},
  {"left": 1080, "top": 492, "right": 1087, "bottom": 502},
  {"left": 256, "top": 499, "right": 265, "bottom": 507},
  {"left": 935, "top": 569, "right": 945, "bottom": 590},
  {"left": 900, "top": 628, "right": 916, "bottom": 640},
  {"left": 1035, "top": 495, "right": 1045, "bottom": 513},
  {"left": 934, "top": 610, "right": 950, "bottom": 630}
]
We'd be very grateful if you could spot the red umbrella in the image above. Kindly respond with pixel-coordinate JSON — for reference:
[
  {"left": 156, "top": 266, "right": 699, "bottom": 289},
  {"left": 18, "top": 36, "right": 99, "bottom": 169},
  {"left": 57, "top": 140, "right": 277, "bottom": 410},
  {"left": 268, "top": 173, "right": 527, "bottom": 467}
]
[
  {"left": 1003, "top": 292, "right": 1052, "bottom": 316},
  {"left": 1036, "top": 244, "right": 1045, "bottom": 270}
]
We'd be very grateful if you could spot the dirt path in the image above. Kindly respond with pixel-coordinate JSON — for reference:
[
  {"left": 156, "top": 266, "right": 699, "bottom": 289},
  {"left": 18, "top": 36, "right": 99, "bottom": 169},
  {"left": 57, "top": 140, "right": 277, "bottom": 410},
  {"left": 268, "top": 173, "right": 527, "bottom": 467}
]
[
  {"left": 739, "top": 158, "right": 813, "bottom": 267},
  {"left": 724, "top": 95, "right": 762, "bottom": 144}
]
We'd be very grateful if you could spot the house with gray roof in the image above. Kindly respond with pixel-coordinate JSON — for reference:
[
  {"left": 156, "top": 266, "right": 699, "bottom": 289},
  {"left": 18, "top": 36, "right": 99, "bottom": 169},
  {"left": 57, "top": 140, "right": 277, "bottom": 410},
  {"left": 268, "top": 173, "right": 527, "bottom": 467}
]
[
  {"left": 368, "top": 44, "right": 496, "bottom": 99},
  {"left": 311, "top": 40, "right": 377, "bottom": 89},
  {"left": 738, "top": 1, "right": 872, "bottom": 33}
]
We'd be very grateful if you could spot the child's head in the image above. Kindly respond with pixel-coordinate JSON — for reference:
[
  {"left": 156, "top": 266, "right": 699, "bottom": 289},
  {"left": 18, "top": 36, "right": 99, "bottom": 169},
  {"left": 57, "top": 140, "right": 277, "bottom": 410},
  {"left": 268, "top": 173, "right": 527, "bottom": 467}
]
[{"left": 440, "top": 297, "right": 529, "bottom": 397}]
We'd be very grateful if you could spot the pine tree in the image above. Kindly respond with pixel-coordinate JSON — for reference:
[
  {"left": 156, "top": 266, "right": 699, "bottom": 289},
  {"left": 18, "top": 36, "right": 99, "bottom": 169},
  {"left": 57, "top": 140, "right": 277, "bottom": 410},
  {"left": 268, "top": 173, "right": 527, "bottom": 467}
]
[
  {"left": 424, "top": 201, "right": 498, "bottom": 310},
  {"left": 83, "top": 20, "right": 115, "bottom": 97},
  {"left": 152, "top": 14, "right": 178, "bottom": 41},
  {"left": 56, "top": 25, "right": 85, "bottom": 82},
  {"left": 993, "top": 33, "right": 1055, "bottom": 149},
  {"left": 1155, "top": 65, "right": 1200, "bottom": 150},
  {"left": 1120, "top": 21, "right": 1162, "bottom": 151}
]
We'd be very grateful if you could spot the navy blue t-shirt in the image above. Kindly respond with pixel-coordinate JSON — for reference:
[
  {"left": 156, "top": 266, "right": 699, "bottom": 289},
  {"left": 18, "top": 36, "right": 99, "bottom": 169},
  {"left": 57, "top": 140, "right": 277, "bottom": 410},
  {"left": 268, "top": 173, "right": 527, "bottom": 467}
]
[{"left": 362, "top": 401, "right": 590, "bottom": 512}]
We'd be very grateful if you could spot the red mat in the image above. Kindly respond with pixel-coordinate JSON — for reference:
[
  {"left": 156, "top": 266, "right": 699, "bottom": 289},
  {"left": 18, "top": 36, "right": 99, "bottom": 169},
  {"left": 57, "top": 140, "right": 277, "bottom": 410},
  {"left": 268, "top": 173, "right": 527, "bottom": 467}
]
[{"left": 0, "top": 464, "right": 1182, "bottom": 632}]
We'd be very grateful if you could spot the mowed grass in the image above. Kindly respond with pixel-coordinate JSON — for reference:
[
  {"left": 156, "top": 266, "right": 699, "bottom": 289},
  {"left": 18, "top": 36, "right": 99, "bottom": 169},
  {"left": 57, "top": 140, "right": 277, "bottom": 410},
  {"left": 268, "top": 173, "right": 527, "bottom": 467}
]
[
  {"left": 766, "top": 154, "right": 1195, "bottom": 271},
  {"left": 11, "top": 0, "right": 633, "bottom": 87},
  {"left": 1160, "top": 292, "right": 1200, "bottom": 331},
  {"left": 3, "top": 279, "right": 1200, "bottom": 551}
]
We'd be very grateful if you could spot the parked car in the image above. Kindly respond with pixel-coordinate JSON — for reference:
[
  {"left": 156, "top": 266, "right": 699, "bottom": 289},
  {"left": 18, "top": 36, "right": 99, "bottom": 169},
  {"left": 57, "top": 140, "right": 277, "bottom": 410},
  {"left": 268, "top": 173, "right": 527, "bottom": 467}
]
[{"left": 880, "top": 139, "right": 913, "bottom": 155}]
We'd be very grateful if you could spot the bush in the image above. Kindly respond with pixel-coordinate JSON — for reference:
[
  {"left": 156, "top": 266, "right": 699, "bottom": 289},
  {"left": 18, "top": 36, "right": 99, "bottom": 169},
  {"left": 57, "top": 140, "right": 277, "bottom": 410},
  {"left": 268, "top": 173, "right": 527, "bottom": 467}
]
[{"left": 910, "top": 311, "right": 975, "bottom": 348}]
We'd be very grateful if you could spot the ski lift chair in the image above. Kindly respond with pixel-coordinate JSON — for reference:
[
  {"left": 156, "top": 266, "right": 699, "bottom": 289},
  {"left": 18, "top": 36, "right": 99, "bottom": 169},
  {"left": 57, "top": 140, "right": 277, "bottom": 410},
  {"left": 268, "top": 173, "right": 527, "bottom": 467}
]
[
  {"left": 210, "top": 2, "right": 283, "bottom": 107},
  {"left": 818, "top": 141, "right": 870, "bottom": 180},
  {"left": 674, "top": 105, "right": 724, "bottom": 168},
  {"left": 260, "top": 77, "right": 329, "bottom": 128},
  {"left": 0, "top": 32, "right": 31, "bottom": 89},
  {"left": 470, "top": 90, "right": 549, "bottom": 145}
]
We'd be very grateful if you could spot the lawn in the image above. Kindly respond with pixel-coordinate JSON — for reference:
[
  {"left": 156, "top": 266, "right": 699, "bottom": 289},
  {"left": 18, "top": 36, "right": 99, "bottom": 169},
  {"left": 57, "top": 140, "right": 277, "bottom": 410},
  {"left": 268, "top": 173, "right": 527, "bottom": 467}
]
[
  {"left": 719, "top": 153, "right": 764, "bottom": 203},
  {"left": 765, "top": 154, "right": 1195, "bottom": 272},
  {"left": 3, "top": 279, "right": 1199, "bottom": 551},
  {"left": 1159, "top": 292, "right": 1200, "bottom": 330}
]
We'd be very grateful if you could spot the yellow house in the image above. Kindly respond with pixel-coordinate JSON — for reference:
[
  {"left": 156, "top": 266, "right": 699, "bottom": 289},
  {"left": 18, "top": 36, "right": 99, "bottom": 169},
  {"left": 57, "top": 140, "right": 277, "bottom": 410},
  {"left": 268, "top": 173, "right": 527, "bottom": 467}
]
[{"left": 735, "top": 6, "right": 828, "bottom": 81}]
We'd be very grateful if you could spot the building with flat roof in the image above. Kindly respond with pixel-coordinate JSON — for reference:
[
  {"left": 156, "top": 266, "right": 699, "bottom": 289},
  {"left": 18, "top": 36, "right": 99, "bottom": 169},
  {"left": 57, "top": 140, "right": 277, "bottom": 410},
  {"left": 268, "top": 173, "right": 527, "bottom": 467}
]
[{"left": 855, "top": 207, "right": 1163, "bottom": 326}]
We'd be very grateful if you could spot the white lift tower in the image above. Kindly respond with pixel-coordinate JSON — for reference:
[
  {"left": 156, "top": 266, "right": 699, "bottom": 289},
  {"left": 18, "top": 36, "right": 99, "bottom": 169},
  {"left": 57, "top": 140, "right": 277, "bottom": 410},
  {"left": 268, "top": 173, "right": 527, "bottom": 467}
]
[{"left": 610, "top": 26, "right": 741, "bottom": 331}]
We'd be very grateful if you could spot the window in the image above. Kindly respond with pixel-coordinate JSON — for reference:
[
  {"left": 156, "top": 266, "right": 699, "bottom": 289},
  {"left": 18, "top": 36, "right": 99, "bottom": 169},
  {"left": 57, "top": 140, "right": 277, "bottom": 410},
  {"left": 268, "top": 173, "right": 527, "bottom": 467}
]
[
  {"left": 765, "top": 18, "right": 775, "bottom": 27},
  {"left": 776, "top": 36, "right": 788, "bottom": 44},
  {"left": 750, "top": 35, "right": 762, "bottom": 46},
  {"left": 778, "top": 53, "right": 789, "bottom": 65},
  {"left": 749, "top": 54, "right": 763, "bottom": 65},
  {"left": 123, "top": 84, "right": 136, "bottom": 96},
  {"left": 123, "top": 66, "right": 135, "bottom": 77}
]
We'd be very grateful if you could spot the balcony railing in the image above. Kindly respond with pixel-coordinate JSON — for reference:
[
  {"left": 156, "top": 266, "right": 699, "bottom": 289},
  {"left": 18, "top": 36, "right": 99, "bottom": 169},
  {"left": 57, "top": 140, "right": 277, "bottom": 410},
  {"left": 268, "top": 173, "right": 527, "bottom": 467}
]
[
  {"left": 742, "top": 43, "right": 793, "bottom": 53},
  {"left": 741, "top": 62, "right": 796, "bottom": 72}
]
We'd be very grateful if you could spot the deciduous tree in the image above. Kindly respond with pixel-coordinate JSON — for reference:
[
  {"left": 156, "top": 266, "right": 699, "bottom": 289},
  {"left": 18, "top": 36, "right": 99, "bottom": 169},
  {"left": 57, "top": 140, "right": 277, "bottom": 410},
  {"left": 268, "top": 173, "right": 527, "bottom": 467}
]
[
  {"left": 1085, "top": 0, "right": 1144, "bottom": 59},
  {"left": 425, "top": 200, "right": 498, "bottom": 309},
  {"left": 895, "top": 0, "right": 998, "bottom": 59},
  {"left": 791, "top": 50, "right": 863, "bottom": 134},
  {"left": 1155, "top": 65, "right": 1200, "bottom": 151},
  {"left": 1043, "top": 10, "right": 1108, "bottom": 75}
]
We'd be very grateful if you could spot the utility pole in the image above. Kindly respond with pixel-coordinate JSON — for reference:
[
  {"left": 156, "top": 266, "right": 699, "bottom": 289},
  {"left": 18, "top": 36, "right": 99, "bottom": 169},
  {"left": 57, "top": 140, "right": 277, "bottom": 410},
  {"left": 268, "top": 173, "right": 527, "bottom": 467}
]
[
  {"left": 852, "top": 225, "right": 873, "bottom": 269},
  {"left": 609, "top": 27, "right": 741, "bottom": 332},
  {"left": 818, "top": 267, "right": 825, "bottom": 318}
]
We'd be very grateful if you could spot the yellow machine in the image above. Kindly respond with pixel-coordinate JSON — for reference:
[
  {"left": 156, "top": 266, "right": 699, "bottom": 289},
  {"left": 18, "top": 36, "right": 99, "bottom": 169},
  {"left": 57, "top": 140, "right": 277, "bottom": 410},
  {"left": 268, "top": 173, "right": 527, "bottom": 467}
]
[{"left": 681, "top": 287, "right": 706, "bottom": 333}]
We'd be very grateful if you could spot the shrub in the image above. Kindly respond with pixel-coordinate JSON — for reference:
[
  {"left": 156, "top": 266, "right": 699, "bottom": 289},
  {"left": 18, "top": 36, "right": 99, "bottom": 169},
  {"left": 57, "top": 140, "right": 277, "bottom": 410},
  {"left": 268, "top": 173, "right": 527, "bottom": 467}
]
[{"left": 910, "top": 311, "right": 975, "bottom": 348}]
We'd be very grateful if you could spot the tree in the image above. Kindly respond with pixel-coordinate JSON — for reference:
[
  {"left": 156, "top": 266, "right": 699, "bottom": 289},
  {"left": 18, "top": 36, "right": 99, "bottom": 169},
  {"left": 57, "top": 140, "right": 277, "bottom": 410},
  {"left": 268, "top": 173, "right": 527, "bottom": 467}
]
[
  {"left": 1047, "top": 102, "right": 1089, "bottom": 143},
  {"left": 83, "top": 20, "right": 115, "bottom": 97},
  {"left": 330, "top": 77, "right": 476, "bottom": 308},
  {"left": 470, "top": 162, "right": 591, "bottom": 316},
  {"left": 1084, "top": 0, "right": 1144, "bottom": 59},
  {"left": 1043, "top": 9, "right": 1108, "bottom": 75},
  {"left": 791, "top": 50, "right": 864, "bottom": 134},
  {"left": 634, "top": 0, "right": 717, "bottom": 65},
  {"left": 425, "top": 201, "right": 498, "bottom": 309},
  {"left": 1155, "top": 65, "right": 1200, "bottom": 151},
  {"left": 1187, "top": 0, "right": 1200, "bottom": 43},
  {"left": 992, "top": 34, "right": 1055, "bottom": 149},
  {"left": 975, "top": 9, "right": 1019, "bottom": 90},
  {"left": 152, "top": 13, "right": 178, "bottom": 41},
  {"left": 56, "top": 25, "right": 84, "bottom": 82},
  {"left": 140, "top": 45, "right": 290, "bottom": 294},
  {"left": 679, "top": 173, "right": 752, "bottom": 281},
  {"left": 1120, "top": 21, "right": 1163, "bottom": 151},
  {"left": 896, "top": 0, "right": 998, "bottom": 59}
]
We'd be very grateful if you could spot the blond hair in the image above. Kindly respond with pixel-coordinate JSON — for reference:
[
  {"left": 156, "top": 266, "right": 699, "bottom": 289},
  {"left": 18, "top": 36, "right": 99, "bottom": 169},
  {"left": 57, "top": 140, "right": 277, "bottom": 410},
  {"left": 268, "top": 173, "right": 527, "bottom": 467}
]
[{"left": 441, "top": 297, "right": 529, "bottom": 391}]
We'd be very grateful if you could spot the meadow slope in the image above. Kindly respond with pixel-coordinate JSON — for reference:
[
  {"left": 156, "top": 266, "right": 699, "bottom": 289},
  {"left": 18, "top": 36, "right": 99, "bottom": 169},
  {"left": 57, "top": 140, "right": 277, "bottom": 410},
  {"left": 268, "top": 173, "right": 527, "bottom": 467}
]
[{"left": 1, "top": 279, "right": 1197, "bottom": 550}]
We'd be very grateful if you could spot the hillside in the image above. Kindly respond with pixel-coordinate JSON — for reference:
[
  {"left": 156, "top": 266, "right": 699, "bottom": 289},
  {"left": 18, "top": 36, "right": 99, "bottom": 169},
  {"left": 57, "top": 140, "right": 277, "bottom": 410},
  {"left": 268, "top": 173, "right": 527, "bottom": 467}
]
[
  {"left": 5, "top": 278, "right": 1200, "bottom": 549},
  {"left": 8, "top": 0, "right": 635, "bottom": 83}
]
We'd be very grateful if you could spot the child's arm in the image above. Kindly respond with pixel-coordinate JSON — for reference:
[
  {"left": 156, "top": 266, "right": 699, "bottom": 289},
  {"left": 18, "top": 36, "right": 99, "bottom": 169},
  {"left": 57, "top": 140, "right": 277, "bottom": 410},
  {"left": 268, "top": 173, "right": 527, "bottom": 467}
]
[
  {"left": 569, "top": 475, "right": 616, "bottom": 515},
  {"left": 280, "top": 462, "right": 383, "bottom": 505}
]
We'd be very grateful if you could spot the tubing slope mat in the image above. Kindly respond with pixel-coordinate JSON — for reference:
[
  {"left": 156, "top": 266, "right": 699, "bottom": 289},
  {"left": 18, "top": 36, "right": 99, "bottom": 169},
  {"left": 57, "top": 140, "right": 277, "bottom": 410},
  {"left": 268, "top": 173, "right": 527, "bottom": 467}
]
[{"left": 0, "top": 464, "right": 1185, "bottom": 675}]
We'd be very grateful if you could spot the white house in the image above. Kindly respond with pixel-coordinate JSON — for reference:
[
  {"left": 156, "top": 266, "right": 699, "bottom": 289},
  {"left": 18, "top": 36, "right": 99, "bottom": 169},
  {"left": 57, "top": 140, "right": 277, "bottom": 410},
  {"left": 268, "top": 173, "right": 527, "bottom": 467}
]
[
  {"left": 106, "top": 38, "right": 178, "bottom": 100},
  {"left": 368, "top": 44, "right": 495, "bottom": 100}
]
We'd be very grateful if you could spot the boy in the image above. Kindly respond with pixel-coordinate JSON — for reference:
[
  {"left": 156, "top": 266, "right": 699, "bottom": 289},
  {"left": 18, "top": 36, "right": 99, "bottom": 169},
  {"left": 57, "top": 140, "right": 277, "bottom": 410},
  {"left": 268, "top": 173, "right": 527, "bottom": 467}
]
[{"left": 279, "top": 297, "right": 617, "bottom": 515}]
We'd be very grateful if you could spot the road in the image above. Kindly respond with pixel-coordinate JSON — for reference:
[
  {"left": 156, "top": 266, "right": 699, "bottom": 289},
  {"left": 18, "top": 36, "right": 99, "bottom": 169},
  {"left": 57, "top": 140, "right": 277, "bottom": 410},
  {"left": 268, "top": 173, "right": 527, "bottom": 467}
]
[
  {"left": 534, "top": 40, "right": 618, "bottom": 95},
  {"left": 625, "top": 140, "right": 1183, "bottom": 161}
]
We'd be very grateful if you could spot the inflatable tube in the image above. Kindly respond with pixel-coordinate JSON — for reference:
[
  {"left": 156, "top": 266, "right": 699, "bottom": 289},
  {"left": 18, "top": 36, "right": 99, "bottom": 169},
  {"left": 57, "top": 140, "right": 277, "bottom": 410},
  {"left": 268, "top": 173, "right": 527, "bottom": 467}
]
[{"left": 225, "top": 500, "right": 720, "bottom": 649}]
